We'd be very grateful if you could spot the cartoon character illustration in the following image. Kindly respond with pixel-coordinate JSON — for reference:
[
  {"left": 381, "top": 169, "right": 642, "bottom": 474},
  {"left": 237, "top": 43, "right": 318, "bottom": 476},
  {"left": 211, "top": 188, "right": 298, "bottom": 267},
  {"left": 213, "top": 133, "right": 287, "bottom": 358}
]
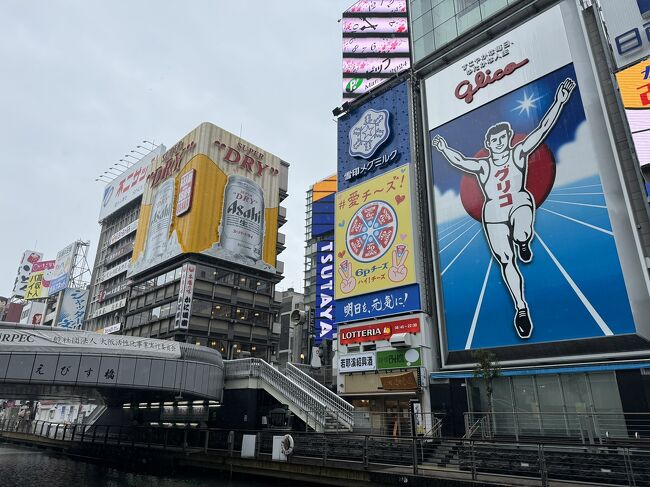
[{"left": 432, "top": 78, "right": 576, "bottom": 339}]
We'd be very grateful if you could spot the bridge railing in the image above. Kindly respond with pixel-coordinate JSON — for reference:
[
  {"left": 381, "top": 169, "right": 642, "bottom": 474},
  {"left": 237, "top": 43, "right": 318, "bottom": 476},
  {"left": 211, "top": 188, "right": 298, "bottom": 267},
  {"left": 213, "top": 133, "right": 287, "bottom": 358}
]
[
  {"left": 463, "top": 411, "right": 650, "bottom": 444},
  {"left": 285, "top": 363, "right": 354, "bottom": 429},
  {"left": 3, "top": 420, "right": 650, "bottom": 486}
]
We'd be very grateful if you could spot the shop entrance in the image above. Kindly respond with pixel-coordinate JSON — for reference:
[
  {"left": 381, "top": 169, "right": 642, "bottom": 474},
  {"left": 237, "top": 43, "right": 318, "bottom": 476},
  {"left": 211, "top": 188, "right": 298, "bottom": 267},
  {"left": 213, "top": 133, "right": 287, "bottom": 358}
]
[{"left": 350, "top": 396, "right": 416, "bottom": 436}]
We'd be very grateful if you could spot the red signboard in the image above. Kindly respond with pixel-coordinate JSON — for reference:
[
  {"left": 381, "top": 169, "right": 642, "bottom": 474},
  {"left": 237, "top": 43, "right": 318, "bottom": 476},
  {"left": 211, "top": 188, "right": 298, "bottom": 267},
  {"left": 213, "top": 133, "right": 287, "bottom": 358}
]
[
  {"left": 176, "top": 169, "right": 196, "bottom": 217},
  {"left": 339, "top": 317, "right": 420, "bottom": 344}
]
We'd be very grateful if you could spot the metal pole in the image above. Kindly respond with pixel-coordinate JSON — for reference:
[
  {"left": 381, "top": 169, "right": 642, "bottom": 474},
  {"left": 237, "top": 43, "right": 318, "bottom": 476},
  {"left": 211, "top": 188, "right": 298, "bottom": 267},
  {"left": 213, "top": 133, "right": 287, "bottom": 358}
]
[{"left": 538, "top": 444, "right": 547, "bottom": 487}]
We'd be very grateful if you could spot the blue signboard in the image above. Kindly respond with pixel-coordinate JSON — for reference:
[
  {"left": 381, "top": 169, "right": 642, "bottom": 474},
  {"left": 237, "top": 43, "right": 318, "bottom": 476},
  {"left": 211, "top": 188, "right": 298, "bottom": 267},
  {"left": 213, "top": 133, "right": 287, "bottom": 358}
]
[
  {"left": 638, "top": 0, "right": 650, "bottom": 17},
  {"left": 48, "top": 274, "right": 69, "bottom": 295},
  {"left": 335, "top": 283, "right": 420, "bottom": 323},
  {"left": 315, "top": 241, "right": 336, "bottom": 343},
  {"left": 337, "top": 81, "right": 411, "bottom": 190},
  {"left": 313, "top": 193, "right": 336, "bottom": 238},
  {"left": 429, "top": 62, "right": 636, "bottom": 351}
]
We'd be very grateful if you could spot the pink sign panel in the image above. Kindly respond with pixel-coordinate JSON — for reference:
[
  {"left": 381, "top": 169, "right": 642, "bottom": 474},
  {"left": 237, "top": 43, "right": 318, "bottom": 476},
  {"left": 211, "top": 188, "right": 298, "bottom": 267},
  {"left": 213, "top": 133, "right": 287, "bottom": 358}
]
[
  {"left": 342, "top": 17, "right": 408, "bottom": 34},
  {"left": 345, "top": 0, "right": 406, "bottom": 13},
  {"left": 343, "top": 37, "right": 409, "bottom": 55},
  {"left": 176, "top": 169, "right": 196, "bottom": 217},
  {"left": 343, "top": 57, "right": 410, "bottom": 75}
]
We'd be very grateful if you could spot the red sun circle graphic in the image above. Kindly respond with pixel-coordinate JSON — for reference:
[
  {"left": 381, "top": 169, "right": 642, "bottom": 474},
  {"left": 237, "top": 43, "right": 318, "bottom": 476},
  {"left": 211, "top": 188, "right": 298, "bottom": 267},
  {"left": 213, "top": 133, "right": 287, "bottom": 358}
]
[{"left": 460, "top": 134, "right": 556, "bottom": 221}]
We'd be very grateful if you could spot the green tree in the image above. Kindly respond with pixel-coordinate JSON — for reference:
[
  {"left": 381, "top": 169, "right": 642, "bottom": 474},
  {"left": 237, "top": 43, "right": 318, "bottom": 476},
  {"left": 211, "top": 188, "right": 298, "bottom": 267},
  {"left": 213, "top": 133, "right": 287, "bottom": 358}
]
[{"left": 472, "top": 349, "right": 501, "bottom": 414}]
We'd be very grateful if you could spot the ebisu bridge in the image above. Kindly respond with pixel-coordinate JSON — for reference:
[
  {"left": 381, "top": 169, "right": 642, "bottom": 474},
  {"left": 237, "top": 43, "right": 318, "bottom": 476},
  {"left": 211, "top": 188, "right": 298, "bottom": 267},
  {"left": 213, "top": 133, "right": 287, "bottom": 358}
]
[
  {"left": 0, "top": 322, "right": 352, "bottom": 431},
  {"left": 0, "top": 322, "right": 225, "bottom": 425}
]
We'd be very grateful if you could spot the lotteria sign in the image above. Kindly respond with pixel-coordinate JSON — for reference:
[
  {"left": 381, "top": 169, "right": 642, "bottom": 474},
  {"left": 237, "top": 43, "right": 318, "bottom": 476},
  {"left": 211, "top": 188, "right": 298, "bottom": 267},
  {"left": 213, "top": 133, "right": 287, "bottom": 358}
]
[
  {"left": 339, "top": 316, "right": 420, "bottom": 345},
  {"left": 315, "top": 241, "right": 336, "bottom": 344}
]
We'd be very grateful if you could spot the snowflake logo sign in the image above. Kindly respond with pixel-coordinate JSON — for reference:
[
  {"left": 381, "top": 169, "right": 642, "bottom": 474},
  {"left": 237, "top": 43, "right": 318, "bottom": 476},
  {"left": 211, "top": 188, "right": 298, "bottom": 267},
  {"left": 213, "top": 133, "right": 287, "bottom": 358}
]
[{"left": 349, "top": 109, "right": 391, "bottom": 159}]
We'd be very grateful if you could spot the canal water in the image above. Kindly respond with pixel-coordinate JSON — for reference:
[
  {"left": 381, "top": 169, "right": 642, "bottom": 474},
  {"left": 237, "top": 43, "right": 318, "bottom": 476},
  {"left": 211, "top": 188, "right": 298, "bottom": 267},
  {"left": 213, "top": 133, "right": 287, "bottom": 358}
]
[{"left": 0, "top": 443, "right": 309, "bottom": 486}]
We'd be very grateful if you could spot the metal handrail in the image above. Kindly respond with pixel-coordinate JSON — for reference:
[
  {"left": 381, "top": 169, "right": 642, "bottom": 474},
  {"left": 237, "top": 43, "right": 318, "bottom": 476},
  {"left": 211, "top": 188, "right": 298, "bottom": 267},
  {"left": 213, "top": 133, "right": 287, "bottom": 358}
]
[
  {"left": 285, "top": 363, "right": 354, "bottom": 428},
  {"left": 225, "top": 358, "right": 328, "bottom": 429},
  {"left": 3, "top": 420, "right": 648, "bottom": 486}
]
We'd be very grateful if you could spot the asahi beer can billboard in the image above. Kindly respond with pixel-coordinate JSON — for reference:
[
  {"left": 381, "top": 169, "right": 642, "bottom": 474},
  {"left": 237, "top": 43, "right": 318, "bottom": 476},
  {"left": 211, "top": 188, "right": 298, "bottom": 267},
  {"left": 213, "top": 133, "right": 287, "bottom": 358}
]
[
  {"left": 424, "top": 1, "right": 650, "bottom": 360},
  {"left": 221, "top": 175, "right": 265, "bottom": 261},
  {"left": 130, "top": 122, "right": 285, "bottom": 276}
]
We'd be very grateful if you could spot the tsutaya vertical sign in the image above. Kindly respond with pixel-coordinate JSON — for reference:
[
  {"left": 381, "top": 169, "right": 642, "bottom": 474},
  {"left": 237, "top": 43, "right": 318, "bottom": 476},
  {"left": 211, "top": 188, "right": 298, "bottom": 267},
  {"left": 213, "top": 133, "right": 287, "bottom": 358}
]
[
  {"left": 175, "top": 263, "right": 196, "bottom": 329},
  {"left": 130, "top": 122, "right": 284, "bottom": 277},
  {"left": 315, "top": 241, "right": 335, "bottom": 344},
  {"left": 425, "top": 2, "right": 647, "bottom": 354}
]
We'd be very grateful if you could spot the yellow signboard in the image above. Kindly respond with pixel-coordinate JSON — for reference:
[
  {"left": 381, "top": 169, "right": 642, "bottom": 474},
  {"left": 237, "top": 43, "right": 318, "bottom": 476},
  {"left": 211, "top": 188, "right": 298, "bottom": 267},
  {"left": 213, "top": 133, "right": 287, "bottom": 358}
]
[
  {"left": 615, "top": 60, "right": 650, "bottom": 169},
  {"left": 335, "top": 165, "right": 415, "bottom": 299},
  {"left": 130, "top": 122, "right": 283, "bottom": 276},
  {"left": 616, "top": 60, "right": 650, "bottom": 108},
  {"left": 24, "top": 272, "right": 45, "bottom": 300},
  {"left": 24, "top": 260, "right": 55, "bottom": 300}
]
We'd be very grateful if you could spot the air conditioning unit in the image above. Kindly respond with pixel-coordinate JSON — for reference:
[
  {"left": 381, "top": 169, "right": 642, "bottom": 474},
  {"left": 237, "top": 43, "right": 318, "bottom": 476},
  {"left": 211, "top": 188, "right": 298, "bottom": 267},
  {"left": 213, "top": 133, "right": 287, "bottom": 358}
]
[{"left": 389, "top": 333, "right": 412, "bottom": 348}]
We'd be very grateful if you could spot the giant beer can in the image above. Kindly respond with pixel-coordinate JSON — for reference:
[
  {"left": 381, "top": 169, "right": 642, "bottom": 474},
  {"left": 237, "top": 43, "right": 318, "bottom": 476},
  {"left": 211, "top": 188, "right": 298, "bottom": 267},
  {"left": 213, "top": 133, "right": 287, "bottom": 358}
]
[
  {"left": 144, "top": 178, "right": 175, "bottom": 263},
  {"left": 220, "top": 175, "right": 265, "bottom": 262}
]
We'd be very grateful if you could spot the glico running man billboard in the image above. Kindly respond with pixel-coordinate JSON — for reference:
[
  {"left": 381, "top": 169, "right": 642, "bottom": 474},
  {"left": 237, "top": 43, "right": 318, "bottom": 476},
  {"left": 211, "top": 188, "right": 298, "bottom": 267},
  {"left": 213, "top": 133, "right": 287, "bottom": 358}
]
[
  {"left": 425, "top": 2, "right": 650, "bottom": 354},
  {"left": 130, "top": 122, "right": 285, "bottom": 276}
]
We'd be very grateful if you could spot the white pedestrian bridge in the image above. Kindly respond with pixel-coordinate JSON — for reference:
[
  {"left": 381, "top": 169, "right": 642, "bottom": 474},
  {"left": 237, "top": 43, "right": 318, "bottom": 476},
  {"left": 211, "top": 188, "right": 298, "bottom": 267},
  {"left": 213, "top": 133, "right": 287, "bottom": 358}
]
[{"left": 0, "top": 322, "right": 224, "bottom": 403}]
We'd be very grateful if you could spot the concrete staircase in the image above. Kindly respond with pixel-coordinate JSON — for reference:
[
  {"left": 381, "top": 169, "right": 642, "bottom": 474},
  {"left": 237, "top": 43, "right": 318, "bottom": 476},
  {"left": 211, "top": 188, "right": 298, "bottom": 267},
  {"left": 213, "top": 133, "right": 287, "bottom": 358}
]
[{"left": 224, "top": 358, "right": 353, "bottom": 433}]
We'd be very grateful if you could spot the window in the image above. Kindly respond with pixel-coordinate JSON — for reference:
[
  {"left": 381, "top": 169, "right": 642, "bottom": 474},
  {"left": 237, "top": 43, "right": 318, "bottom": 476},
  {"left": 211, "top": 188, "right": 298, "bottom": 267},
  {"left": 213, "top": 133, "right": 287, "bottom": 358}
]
[
  {"left": 212, "top": 304, "right": 231, "bottom": 319},
  {"left": 192, "top": 300, "right": 212, "bottom": 317},
  {"left": 215, "top": 269, "right": 234, "bottom": 285}
]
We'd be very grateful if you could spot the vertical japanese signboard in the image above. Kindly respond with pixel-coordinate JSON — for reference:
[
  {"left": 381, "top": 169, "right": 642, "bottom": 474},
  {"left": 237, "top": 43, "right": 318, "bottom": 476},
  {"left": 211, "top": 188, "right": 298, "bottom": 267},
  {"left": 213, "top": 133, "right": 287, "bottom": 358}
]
[
  {"left": 57, "top": 289, "right": 89, "bottom": 329},
  {"left": 342, "top": 0, "right": 409, "bottom": 99},
  {"left": 425, "top": 2, "right": 650, "bottom": 356},
  {"left": 175, "top": 263, "right": 196, "bottom": 329},
  {"left": 49, "top": 242, "right": 78, "bottom": 295},
  {"left": 338, "top": 81, "right": 411, "bottom": 191},
  {"left": 12, "top": 251, "right": 43, "bottom": 298},
  {"left": 315, "top": 241, "right": 335, "bottom": 344},
  {"left": 335, "top": 80, "right": 421, "bottom": 324},
  {"left": 25, "top": 260, "right": 56, "bottom": 300}
]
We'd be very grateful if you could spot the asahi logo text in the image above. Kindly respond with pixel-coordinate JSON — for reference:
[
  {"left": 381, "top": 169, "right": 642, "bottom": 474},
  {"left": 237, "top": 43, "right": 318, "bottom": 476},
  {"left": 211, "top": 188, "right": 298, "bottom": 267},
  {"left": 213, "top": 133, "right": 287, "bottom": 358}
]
[{"left": 226, "top": 190, "right": 263, "bottom": 224}]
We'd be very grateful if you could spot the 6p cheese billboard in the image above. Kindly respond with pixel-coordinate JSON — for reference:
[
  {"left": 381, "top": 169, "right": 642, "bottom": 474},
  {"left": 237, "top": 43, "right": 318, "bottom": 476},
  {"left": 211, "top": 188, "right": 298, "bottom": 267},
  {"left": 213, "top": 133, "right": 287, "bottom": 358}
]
[
  {"left": 335, "top": 165, "right": 416, "bottom": 300},
  {"left": 130, "top": 122, "right": 285, "bottom": 276}
]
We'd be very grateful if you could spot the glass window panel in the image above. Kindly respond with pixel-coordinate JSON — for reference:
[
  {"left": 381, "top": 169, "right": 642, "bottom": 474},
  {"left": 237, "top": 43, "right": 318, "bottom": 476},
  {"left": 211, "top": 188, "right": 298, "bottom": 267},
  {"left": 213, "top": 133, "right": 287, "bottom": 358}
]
[
  {"left": 432, "top": 0, "right": 456, "bottom": 27},
  {"left": 480, "top": 0, "right": 508, "bottom": 18},
  {"left": 512, "top": 376, "right": 540, "bottom": 435},
  {"left": 536, "top": 375, "right": 565, "bottom": 435},
  {"left": 151, "top": 306, "right": 161, "bottom": 321},
  {"left": 588, "top": 372, "right": 626, "bottom": 438},
  {"left": 456, "top": 1, "right": 482, "bottom": 34},
  {"left": 212, "top": 304, "right": 231, "bottom": 319},
  {"left": 215, "top": 269, "right": 234, "bottom": 285},
  {"left": 433, "top": 18, "right": 457, "bottom": 50},
  {"left": 561, "top": 373, "right": 590, "bottom": 434},
  {"left": 192, "top": 299, "right": 212, "bottom": 317}
]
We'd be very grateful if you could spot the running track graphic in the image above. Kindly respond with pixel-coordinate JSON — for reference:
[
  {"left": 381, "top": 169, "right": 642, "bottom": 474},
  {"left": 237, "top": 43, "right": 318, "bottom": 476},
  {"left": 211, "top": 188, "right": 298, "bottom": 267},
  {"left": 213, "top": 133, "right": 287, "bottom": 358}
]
[{"left": 435, "top": 175, "right": 636, "bottom": 351}]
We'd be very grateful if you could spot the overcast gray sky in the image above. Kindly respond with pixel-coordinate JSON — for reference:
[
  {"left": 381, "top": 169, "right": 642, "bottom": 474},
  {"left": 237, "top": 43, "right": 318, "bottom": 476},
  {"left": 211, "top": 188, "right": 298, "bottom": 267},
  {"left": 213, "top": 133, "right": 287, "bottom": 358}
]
[{"left": 0, "top": 0, "right": 353, "bottom": 297}]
